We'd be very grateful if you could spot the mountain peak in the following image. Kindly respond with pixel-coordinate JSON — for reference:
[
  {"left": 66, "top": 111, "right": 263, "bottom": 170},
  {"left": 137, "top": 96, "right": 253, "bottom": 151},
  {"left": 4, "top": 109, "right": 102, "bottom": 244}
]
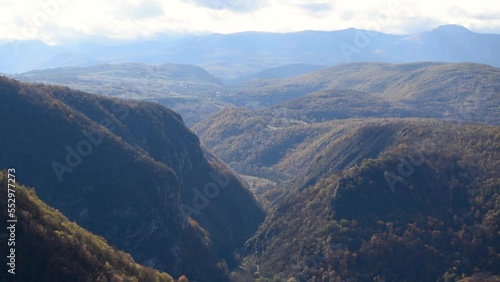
[{"left": 433, "top": 24, "right": 472, "bottom": 33}]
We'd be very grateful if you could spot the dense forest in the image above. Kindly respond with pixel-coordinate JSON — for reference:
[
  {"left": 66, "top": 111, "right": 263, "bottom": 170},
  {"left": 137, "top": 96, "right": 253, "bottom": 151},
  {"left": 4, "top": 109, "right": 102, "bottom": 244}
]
[
  {"left": 0, "top": 170, "right": 176, "bottom": 282},
  {"left": 0, "top": 76, "right": 264, "bottom": 281},
  {"left": 1, "top": 60, "right": 499, "bottom": 282},
  {"left": 240, "top": 122, "right": 500, "bottom": 281},
  {"left": 191, "top": 62, "right": 500, "bottom": 281},
  {"left": 194, "top": 62, "right": 500, "bottom": 183}
]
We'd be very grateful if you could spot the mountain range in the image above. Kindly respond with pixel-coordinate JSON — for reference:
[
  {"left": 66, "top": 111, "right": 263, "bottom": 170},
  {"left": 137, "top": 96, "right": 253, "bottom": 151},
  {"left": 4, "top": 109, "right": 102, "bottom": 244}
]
[
  {"left": 194, "top": 62, "right": 500, "bottom": 181},
  {"left": 2, "top": 25, "right": 500, "bottom": 79},
  {"left": 1, "top": 58, "right": 499, "bottom": 280},
  {"left": 13, "top": 62, "right": 500, "bottom": 127},
  {"left": 189, "top": 60, "right": 500, "bottom": 281},
  {"left": 0, "top": 23, "right": 499, "bottom": 282},
  {"left": 225, "top": 62, "right": 500, "bottom": 124}
]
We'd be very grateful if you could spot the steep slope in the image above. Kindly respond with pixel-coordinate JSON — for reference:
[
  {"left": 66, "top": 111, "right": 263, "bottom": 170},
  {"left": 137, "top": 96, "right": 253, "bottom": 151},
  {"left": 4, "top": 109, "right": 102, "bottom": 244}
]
[
  {"left": 0, "top": 76, "right": 265, "bottom": 281},
  {"left": 242, "top": 121, "right": 500, "bottom": 281},
  {"left": 0, "top": 170, "right": 174, "bottom": 282},
  {"left": 226, "top": 62, "right": 500, "bottom": 125}
]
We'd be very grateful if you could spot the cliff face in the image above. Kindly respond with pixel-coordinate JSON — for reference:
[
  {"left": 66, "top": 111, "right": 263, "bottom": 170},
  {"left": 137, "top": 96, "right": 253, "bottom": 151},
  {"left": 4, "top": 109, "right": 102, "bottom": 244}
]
[{"left": 0, "top": 77, "right": 265, "bottom": 281}]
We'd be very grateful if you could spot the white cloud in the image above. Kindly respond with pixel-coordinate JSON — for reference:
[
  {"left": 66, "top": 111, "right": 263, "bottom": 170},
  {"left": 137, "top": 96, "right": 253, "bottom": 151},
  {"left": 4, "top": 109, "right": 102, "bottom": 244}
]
[
  {"left": 1, "top": 0, "right": 499, "bottom": 42},
  {"left": 184, "top": 0, "right": 270, "bottom": 12}
]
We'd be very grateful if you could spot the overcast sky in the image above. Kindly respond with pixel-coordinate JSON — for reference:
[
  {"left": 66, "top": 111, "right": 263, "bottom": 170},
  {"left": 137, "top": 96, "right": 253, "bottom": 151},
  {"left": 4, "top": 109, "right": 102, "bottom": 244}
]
[{"left": 2, "top": 0, "right": 499, "bottom": 43}]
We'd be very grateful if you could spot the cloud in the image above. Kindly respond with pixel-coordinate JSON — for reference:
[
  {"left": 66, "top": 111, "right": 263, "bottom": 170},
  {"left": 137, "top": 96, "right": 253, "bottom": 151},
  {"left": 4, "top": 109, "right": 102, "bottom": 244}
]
[
  {"left": 184, "top": 0, "right": 270, "bottom": 12},
  {"left": 297, "top": 2, "right": 334, "bottom": 15},
  {"left": 389, "top": 16, "right": 444, "bottom": 34},
  {"left": 117, "top": 0, "right": 165, "bottom": 20},
  {"left": 0, "top": 0, "right": 499, "bottom": 42}
]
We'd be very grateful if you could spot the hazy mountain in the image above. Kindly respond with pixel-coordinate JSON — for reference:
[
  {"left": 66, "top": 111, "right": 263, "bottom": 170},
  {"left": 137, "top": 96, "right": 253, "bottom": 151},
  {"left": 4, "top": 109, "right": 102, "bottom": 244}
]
[
  {"left": 15, "top": 63, "right": 222, "bottom": 100},
  {"left": 228, "top": 64, "right": 327, "bottom": 84},
  {"left": 17, "top": 63, "right": 222, "bottom": 87},
  {"left": 278, "top": 89, "right": 434, "bottom": 120},
  {"left": 0, "top": 171, "right": 174, "bottom": 282},
  {"left": 2, "top": 25, "right": 499, "bottom": 79},
  {"left": 15, "top": 62, "right": 498, "bottom": 127},
  {"left": 194, "top": 62, "right": 499, "bottom": 183},
  {"left": 0, "top": 76, "right": 265, "bottom": 281},
  {"left": 15, "top": 63, "right": 226, "bottom": 126},
  {"left": 385, "top": 25, "right": 500, "bottom": 64},
  {"left": 0, "top": 40, "right": 91, "bottom": 74},
  {"left": 225, "top": 62, "right": 500, "bottom": 125}
]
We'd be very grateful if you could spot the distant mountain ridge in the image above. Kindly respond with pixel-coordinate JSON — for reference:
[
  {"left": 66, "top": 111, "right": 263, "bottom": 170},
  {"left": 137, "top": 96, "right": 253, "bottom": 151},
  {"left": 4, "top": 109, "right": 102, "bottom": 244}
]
[
  {"left": 13, "top": 62, "right": 500, "bottom": 127},
  {"left": 193, "top": 61, "right": 500, "bottom": 212},
  {"left": 228, "top": 64, "right": 327, "bottom": 84},
  {"left": 14, "top": 63, "right": 226, "bottom": 126},
  {"left": 2, "top": 25, "right": 500, "bottom": 79},
  {"left": 224, "top": 62, "right": 500, "bottom": 125}
]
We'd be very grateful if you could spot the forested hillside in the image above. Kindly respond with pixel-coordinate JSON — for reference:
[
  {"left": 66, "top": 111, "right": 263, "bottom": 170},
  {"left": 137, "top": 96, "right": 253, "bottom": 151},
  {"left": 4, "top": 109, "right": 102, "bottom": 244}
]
[
  {"left": 194, "top": 62, "right": 500, "bottom": 184},
  {"left": 2, "top": 61, "right": 499, "bottom": 282},
  {"left": 0, "top": 171, "right": 174, "bottom": 282},
  {"left": 192, "top": 62, "right": 500, "bottom": 281},
  {"left": 0, "top": 76, "right": 265, "bottom": 281},
  {"left": 225, "top": 62, "right": 500, "bottom": 125},
  {"left": 15, "top": 62, "right": 500, "bottom": 126},
  {"left": 239, "top": 121, "right": 500, "bottom": 281}
]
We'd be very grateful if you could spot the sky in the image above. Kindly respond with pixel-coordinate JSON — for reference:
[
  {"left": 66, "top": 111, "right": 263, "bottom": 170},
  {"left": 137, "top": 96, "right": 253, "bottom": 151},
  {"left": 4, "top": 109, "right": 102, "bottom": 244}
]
[{"left": 1, "top": 0, "right": 500, "bottom": 43}]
